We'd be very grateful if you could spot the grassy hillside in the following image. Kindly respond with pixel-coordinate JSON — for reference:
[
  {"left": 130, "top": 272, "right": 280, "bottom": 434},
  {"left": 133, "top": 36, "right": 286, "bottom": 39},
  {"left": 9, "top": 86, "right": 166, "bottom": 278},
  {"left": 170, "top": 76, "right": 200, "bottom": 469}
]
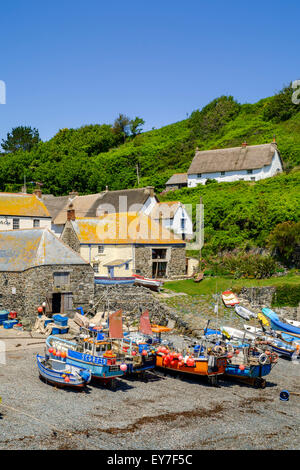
[
  {"left": 1, "top": 85, "right": 300, "bottom": 195},
  {"left": 160, "top": 170, "right": 300, "bottom": 255}
]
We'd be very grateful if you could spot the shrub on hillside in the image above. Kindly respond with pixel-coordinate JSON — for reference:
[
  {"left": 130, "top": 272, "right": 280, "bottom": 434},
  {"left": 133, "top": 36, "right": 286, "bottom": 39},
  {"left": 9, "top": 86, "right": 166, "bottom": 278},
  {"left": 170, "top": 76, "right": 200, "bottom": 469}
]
[
  {"left": 207, "top": 252, "right": 278, "bottom": 279},
  {"left": 267, "top": 221, "right": 300, "bottom": 265}
]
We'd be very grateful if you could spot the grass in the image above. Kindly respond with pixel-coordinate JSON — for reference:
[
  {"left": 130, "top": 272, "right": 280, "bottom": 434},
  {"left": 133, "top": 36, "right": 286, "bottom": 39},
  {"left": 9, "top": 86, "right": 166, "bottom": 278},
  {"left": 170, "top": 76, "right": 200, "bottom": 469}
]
[{"left": 164, "top": 272, "right": 300, "bottom": 297}]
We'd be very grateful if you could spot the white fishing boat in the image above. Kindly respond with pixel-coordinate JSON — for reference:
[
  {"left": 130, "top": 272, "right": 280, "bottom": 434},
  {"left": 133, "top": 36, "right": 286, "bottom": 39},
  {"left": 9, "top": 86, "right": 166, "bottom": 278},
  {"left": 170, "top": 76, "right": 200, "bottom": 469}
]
[
  {"left": 133, "top": 274, "right": 164, "bottom": 291},
  {"left": 221, "top": 325, "right": 256, "bottom": 341},
  {"left": 243, "top": 324, "right": 264, "bottom": 335},
  {"left": 284, "top": 318, "right": 300, "bottom": 328},
  {"left": 235, "top": 305, "right": 257, "bottom": 321}
]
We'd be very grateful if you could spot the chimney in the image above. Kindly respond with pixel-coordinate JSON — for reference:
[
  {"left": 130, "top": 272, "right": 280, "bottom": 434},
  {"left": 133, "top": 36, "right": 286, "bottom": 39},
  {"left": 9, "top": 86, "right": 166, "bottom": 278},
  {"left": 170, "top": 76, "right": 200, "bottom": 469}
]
[
  {"left": 105, "top": 185, "right": 109, "bottom": 192},
  {"left": 67, "top": 203, "right": 75, "bottom": 221},
  {"left": 33, "top": 182, "right": 43, "bottom": 199},
  {"left": 146, "top": 186, "right": 155, "bottom": 197},
  {"left": 33, "top": 188, "right": 42, "bottom": 199},
  {"left": 241, "top": 141, "right": 247, "bottom": 148},
  {"left": 69, "top": 191, "right": 79, "bottom": 199},
  {"left": 273, "top": 135, "right": 277, "bottom": 144}
]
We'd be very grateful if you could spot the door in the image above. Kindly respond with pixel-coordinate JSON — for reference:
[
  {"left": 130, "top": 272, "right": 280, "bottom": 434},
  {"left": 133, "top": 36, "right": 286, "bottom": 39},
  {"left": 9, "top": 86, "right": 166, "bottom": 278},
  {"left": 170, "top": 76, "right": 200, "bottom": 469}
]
[
  {"left": 152, "top": 262, "right": 167, "bottom": 278},
  {"left": 52, "top": 293, "right": 61, "bottom": 313},
  {"left": 108, "top": 267, "right": 114, "bottom": 278}
]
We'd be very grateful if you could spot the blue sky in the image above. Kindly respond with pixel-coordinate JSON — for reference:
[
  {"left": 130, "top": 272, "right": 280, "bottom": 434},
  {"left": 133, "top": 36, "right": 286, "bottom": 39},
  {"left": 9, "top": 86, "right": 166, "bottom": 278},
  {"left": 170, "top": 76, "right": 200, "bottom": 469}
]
[{"left": 0, "top": 0, "right": 299, "bottom": 143}]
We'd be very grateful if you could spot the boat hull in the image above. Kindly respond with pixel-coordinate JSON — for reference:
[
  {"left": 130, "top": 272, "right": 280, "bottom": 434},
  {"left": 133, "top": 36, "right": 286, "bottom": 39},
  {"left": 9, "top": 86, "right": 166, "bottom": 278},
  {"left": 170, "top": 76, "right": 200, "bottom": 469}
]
[
  {"left": 46, "top": 336, "right": 124, "bottom": 380},
  {"left": 225, "top": 363, "right": 272, "bottom": 379},
  {"left": 155, "top": 354, "right": 227, "bottom": 377},
  {"left": 261, "top": 308, "right": 300, "bottom": 341},
  {"left": 94, "top": 277, "right": 135, "bottom": 285},
  {"left": 37, "top": 354, "right": 91, "bottom": 388}
]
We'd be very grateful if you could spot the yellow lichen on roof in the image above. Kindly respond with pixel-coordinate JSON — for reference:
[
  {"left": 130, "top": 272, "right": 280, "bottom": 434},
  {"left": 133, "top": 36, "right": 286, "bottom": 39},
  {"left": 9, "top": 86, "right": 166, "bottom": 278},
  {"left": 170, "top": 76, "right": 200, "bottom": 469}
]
[
  {"left": 73, "top": 212, "right": 185, "bottom": 245},
  {"left": 0, "top": 193, "right": 50, "bottom": 217}
]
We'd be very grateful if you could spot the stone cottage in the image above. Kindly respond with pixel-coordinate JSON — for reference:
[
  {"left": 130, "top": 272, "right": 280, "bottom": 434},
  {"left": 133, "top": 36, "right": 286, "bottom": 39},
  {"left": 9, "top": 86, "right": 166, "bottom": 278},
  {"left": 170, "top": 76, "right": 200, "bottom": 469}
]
[
  {"left": 0, "top": 228, "right": 94, "bottom": 323},
  {"left": 61, "top": 211, "right": 186, "bottom": 279}
]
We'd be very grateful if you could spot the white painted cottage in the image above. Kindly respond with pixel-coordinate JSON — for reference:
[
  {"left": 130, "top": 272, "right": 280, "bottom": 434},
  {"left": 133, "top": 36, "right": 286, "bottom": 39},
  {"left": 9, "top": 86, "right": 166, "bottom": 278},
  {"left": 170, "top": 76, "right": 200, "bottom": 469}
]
[
  {"left": 187, "top": 142, "right": 283, "bottom": 187},
  {"left": 151, "top": 201, "right": 193, "bottom": 240},
  {"left": 0, "top": 192, "right": 52, "bottom": 231}
]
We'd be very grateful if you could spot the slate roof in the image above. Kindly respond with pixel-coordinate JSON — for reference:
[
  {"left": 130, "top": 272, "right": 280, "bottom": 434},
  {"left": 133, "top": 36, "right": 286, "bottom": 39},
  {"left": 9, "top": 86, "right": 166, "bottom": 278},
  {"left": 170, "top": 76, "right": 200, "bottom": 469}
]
[
  {"left": 165, "top": 173, "right": 187, "bottom": 185},
  {"left": 0, "top": 193, "right": 50, "bottom": 218},
  {"left": 70, "top": 213, "right": 184, "bottom": 245},
  {"left": 0, "top": 228, "right": 87, "bottom": 271}
]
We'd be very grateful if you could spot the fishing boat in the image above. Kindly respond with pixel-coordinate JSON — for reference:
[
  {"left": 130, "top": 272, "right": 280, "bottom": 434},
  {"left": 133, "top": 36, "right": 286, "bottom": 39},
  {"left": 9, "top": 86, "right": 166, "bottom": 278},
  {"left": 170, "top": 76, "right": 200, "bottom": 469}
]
[
  {"left": 222, "top": 291, "right": 240, "bottom": 307},
  {"left": 132, "top": 274, "right": 164, "bottom": 291},
  {"left": 115, "top": 311, "right": 158, "bottom": 375},
  {"left": 224, "top": 345, "right": 278, "bottom": 388},
  {"left": 94, "top": 276, "right": 135, "bottom": 285},
  {"left": 155, "top": 341, "right": 227, "bottom": 385},
  {"left": 284, "top": 318, "right": 300, "bottom": 328},
  {"left": 37, "top": 354, "right": 91, "bottom": 389},
  {"left": 45, "top": 334, "right": 125, "bottom": 387},
  {"left": 221, "top": 325, "right": 256, "bottom": 342},
  {"left": 268, "top": 338, "right": 298, "bottom": 359},
  {"left": 261, "top": 308, "right": 300, "bottom": 341},
  {"left": 235, "top": 305, "right": 257, "bottom": 321}
]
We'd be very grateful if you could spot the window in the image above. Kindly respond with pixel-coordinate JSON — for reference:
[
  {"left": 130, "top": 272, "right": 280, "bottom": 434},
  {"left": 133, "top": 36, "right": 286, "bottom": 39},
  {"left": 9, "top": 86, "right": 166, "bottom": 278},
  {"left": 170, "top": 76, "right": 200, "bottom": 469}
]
[
  {"left": 251, "top": 177, "right": 255, "bottom": 181},
  {"left": 221, "top": 171, "right": 225, "bottom": 176},
  {"left": 247, "top": 169, "right": 253, "bottom": 174},
  {"left": 152, "top": 248, "right": 167, "bottom": 259},
  {"left": 125, "top": 263, "right": 129, "bottom": 270},
  {"left": 33, "top": 219, "right": 40, "bottom": 227},
  {"left": 197, "top": 173, "right": 202, "bottom": 178},
  {"left": 53, "top": 272, "right": 70, "bottom": 288},
  {"left": 13, "top": 218, "right": 19, "bottom": 230},
  {"left": 98, "top": 245, "right": 104, "bottom": 254},
  {"left": 93, "top": 263, "right": 99, "bottom": 273}
]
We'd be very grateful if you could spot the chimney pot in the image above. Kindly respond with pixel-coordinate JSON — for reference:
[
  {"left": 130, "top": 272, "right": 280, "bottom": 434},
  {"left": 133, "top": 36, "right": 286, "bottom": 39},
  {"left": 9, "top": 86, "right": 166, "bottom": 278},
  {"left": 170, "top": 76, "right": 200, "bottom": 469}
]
[
  {"left": 146, "top": 186, "right": 155, "bottom": 197},
  {"left": 67, "top": 203, "right": 75, "bottom": 221},
  {"left": 241, "top": 141, "right": 247, "bottom": 148}
]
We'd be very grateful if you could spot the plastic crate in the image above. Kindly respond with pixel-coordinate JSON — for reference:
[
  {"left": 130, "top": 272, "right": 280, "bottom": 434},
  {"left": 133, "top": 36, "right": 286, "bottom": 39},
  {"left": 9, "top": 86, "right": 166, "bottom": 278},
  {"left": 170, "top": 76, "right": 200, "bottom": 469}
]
[
  {"left": 52, "top": 314, "right": 68, "bottom": 327},
  {"left": 3, "top": 320, "right": 14, "bottom": 329},
  {"left": 51, "top": 326, "right": 69, "bottom": 335}
]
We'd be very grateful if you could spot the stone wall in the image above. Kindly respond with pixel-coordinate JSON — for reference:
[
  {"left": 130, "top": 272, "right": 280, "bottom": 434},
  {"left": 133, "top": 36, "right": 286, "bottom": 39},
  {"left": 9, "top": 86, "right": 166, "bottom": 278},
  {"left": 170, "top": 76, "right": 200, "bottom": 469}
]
[
  {"left": 168, "top": 246, "right": 186, "bottom": 278},
  {"left": 61, "top": 221, "right": 81, "bottom": 253},
  {"left": 0, "top": 264, "right": 95, "bottom": 328},
  {"left": 134, "top": 245, "right": 186, "bottom": 279},
  {"left": 93, "top": 284, "right": 190, "bottom": 332},
  {"left": 134, "top": 247, "right": 152, "bottom": 278},
  {"left": 239, "top": 286, "right": 300, "bottom": 321}
]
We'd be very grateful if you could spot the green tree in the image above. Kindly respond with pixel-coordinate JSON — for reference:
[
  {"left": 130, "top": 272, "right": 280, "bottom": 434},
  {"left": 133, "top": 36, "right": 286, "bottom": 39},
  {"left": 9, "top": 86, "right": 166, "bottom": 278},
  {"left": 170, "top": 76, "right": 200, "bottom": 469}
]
[
  {"left": 1, "top": 126, "right": 40, "bottom": 153},
  {"left": 130, "top": 117, "right": 145, "bottom": 137},
  {"left": 112, "top": 114, "right": 131, "bottom": 142},
  {"left": 189, "top": 96, "right": 241, "bottom": 140},
  {"left": 262, "top": 84, "right": 300, "bottom": 123},
  {"left": 267, "top": 221, "right": 300, "bottom": 264}
]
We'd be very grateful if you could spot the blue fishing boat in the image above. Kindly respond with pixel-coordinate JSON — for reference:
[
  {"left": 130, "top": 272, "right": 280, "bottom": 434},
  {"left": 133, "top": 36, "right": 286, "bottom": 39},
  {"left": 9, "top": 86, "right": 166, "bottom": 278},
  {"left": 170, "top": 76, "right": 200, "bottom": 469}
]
[
  {"left": 268, "top": 338, "right": 298, "bottom": 359},
  {"left": 37, "top": 354, "right": 91, "bottom": 389},
  {"left": 94, "top": 276, "right": 135, "bottom": 285},
  {"left": 45, "top": 334, "right": 125, "bottom": 386},
  {"left": 261, "top": 308, "right": 300, "bottom": 341},
  {"left": 121, "top": 332, "right": 156, "bottom": 375}
]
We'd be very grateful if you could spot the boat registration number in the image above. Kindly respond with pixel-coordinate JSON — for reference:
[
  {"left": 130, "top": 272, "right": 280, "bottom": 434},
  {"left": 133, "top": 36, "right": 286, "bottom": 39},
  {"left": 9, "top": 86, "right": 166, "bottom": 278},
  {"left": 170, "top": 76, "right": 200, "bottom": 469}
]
[{"left": 82, "top": 354, "right": 107, "bottom": 365}]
